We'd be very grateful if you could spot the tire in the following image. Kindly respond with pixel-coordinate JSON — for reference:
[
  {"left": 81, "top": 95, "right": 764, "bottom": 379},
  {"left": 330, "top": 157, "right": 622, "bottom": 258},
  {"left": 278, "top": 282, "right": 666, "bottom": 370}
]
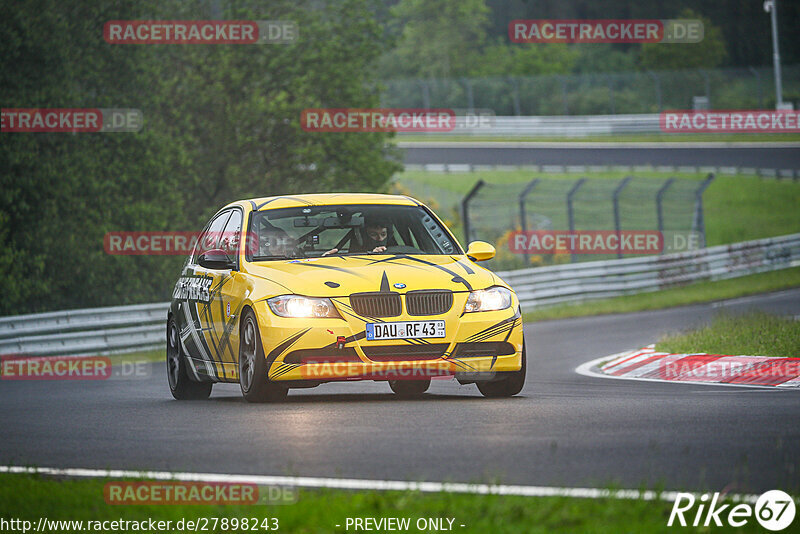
[
  {"left": 477, "top": 341, "right": 526, "bottom": 398},
  {"left": 166, "top": 317, "right": 212, "bottom": 400},
  {"left": 389, "top": 379, "right": 431, "bottom": 398},
  {"left": 239, "top": 310, "right": 288, "bottom": 403}
]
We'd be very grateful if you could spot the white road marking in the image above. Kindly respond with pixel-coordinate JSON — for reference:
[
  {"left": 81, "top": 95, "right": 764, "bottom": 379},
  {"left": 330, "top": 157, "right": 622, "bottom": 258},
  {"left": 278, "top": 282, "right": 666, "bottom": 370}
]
[{"left": 0, "top": 465, "right": 764, "bottom": 503}]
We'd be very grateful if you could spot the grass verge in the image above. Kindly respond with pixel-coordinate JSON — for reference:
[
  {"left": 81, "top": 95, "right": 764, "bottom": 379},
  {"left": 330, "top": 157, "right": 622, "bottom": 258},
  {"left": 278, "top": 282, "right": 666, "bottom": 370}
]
[
  {"left": 523, "top": 267, "right": 800, "bottom": 322},
  {"left": 0, "top": 472, "right": 746, "bottom": 534},
  {"left": 656, "top": 312, "right": 800, "bottom": 357}
]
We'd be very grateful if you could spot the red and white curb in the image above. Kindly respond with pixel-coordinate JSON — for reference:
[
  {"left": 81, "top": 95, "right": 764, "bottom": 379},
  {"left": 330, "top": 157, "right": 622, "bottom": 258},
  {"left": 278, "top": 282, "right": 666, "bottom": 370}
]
[{"left": 577, "top": 346, "right": 800, "bottom": 389}]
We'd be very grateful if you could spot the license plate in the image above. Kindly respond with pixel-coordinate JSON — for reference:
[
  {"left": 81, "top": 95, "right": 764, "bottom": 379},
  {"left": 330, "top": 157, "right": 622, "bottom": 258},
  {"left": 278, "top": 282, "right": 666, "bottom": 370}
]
[{"left": 365, "top": 320, "right": 446, "bottom": 341}]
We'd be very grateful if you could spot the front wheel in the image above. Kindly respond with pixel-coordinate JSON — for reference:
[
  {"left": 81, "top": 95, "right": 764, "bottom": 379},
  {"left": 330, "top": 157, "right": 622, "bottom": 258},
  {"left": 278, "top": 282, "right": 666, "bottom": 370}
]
[
  {"left": 166, "top": 317, "right": 212, "bottom": 400},
  {"left": 477, "top": 342, "right": 526, "bottom": 398},
  {"left": 239, "top": 311, "right": 288, "bottom": 403}
]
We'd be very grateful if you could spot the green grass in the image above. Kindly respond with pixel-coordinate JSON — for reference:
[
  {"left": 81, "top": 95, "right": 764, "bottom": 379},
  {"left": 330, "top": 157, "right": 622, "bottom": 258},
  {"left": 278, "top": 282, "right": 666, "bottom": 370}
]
[
  {"left": 703, "top": 178, "right": 800, "bottom": 245},
  {"left": 523, "top": 267, "right": 800, "bottom": 322},
  {"left": 657, "top": 312, "right": 800, "bottom": 357},
  {"left": 0, "top": 473, "right": 755, "bottom": 533},
  {"left": 395, "top": 133, "right": 800, "bottom": 143}
]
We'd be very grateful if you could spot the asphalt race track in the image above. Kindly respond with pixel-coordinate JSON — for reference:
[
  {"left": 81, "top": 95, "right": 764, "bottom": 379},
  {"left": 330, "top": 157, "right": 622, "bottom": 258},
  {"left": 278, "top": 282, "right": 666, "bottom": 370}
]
[
  {"left": 2, "top": 288, "right": 798, "bottom": 494},
  {"left": 400, "top": 142, "right": 800, "bottom": 169}
]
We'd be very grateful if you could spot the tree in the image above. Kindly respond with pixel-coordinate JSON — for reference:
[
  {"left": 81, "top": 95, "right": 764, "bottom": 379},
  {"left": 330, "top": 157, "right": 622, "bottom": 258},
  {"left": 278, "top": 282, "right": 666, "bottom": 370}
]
[
  {"left": 474, "top": 40, "right": 575, "bottom": 77},
  {"left": 640, "top": 9, "right": 727, "bottom": 70},
  {"left": 378, "top": 0, "right": 491, "bottom": 79},
  {"left": 0, "top": 0, "right": 401, "bottom": 314}
]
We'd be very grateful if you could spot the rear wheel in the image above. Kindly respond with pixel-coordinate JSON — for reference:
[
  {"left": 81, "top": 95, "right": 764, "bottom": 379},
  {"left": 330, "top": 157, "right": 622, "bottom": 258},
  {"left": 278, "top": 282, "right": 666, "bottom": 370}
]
[
  {"left": 389, "top": 379, "right": 431, "bottom": 398},
  {"left": 166, "top": 317, "right": 212, "bottom": 400},
  {"left": 477, "top": 342, "right": 526, "bottom": 398},
  {"left": 239, "top": 311, "right": 288, "bottom": 403}
]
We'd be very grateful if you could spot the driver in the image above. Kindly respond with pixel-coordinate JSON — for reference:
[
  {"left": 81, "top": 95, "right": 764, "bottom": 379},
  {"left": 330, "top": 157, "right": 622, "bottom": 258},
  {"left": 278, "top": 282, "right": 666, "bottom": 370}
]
[
  {"left": 323, "top": 217, "right": 389, "bottom": 255},
  {"left": 263, "top": 232, "right": 296, "bottom": 256},
  {"left": 257, "top": 221, "right": 296, "bottom": 257}
]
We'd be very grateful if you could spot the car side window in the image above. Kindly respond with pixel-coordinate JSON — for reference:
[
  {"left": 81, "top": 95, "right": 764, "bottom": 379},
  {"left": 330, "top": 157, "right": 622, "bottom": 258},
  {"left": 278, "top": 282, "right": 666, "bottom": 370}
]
[
  {"left": 219, "top": 210, "right": 242, "bottom": 258},
  {"left": 192, "top": 210, "right": 232, "bottom": 264}
]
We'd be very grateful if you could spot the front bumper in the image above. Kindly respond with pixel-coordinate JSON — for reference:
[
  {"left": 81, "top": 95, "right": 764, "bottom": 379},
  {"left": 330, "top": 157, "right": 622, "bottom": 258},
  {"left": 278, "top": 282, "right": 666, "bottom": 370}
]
[{"left": 253, "top": 294, "right": 524, "bottom": 382}]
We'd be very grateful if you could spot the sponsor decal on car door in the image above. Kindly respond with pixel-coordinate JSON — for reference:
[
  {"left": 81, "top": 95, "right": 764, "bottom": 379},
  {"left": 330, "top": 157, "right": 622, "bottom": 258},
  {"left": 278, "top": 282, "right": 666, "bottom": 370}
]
[{"left": 177, "top": 210, "right": 232, "bottom": 379}]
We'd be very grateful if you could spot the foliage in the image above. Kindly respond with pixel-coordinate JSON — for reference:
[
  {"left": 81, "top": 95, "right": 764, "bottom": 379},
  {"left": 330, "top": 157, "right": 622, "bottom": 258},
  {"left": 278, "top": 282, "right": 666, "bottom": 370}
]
[
  {"left": 0, "top": 0, "right": 401, "bottom": 314},
  {"left": 640, "top": 9, "right": 728, "bottom": 70}
]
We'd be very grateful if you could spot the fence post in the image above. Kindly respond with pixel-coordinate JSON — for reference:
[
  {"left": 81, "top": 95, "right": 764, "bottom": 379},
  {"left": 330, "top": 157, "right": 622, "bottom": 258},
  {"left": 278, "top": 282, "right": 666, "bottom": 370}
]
[
  {"left": 655, "top": 178, "right": 675, "bottom": 240},
  {"left": 566, "top": 178, "right": 586, "bottom": 263},
  {"left": 700, "top": 69, "right": 711, "bottom": 105},
  {"left": 749, "top": 66, "right": 763, "bottom": 109},
  {"left": 461, "top": 180, "right": 485, "bottom": 246},
  {"left": 462, "top": 78, "right": 475, "bottom": 113},
  {"left": 518, "top": 178, "right": 540, "bottom": 263},
  {"left": 560, "top": 76, "right": 569, "bottom": 115},
  {"left": 510, "top": 77, "right": 521, "bottom": 116},
  {"left": 612, "top": 176, "right": 632, "bottom": 258},
  {"left": 608, "top": 74, "right": 616, "bottom": 115},
  {"left": 419, "top": 80, "right": 431, "bottom": 109},
  {"left": 692, "top": 173, "right": 715, "bottom": 248},
  {"left": 647, "top": 71, "right": 662, "bottom": 111}
]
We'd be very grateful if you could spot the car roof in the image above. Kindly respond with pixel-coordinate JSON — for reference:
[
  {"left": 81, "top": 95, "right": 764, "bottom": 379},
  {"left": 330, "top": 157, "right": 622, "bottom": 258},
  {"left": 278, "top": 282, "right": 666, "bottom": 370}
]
[{"left": 230, "top": 193, "right": 421, "bottom": 211}]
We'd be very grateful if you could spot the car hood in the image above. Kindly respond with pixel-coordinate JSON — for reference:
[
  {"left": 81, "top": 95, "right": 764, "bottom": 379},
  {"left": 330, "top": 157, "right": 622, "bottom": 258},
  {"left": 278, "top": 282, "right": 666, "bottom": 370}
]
[{"left": 245, "top": 254, "right": 500, "bottom": 297}]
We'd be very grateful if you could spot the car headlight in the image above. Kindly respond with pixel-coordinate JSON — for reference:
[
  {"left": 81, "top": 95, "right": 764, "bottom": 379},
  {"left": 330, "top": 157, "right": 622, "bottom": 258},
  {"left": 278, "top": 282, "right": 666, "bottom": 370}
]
[
  {"left": 267, "top": 295, "right": 341, "bottom": 318},
  {"left": 464, "top": 286, "right": 513, "bottom": 313}
]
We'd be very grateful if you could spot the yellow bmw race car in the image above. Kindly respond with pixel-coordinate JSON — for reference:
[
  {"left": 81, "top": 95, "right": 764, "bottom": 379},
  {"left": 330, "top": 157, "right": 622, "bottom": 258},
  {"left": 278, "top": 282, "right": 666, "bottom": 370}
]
[{"left": 166, "top": 193, "right": 525, "bottom": 402}]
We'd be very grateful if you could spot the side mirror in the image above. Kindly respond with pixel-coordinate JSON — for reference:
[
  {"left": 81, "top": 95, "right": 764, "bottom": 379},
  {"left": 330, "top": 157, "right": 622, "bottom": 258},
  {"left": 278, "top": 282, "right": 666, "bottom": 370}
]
[
  {"left": 198, "top": 249, "right": 235, "bottom": 270},
  {"left": 466, "top": 241, "right": 496, "bottom": 262}
]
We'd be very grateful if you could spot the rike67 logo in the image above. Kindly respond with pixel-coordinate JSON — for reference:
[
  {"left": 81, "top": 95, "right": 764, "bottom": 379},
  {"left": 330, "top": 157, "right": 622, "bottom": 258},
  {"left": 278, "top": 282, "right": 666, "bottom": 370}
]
[{"left": 668, "top": 490, "right": 795, "bottom": 530}]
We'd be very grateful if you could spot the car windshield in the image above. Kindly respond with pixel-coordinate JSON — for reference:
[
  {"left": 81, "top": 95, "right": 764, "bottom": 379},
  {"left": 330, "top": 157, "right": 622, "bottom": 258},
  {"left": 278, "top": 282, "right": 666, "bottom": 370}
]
[{"left": 246, "top": 204, "right": 460, "bottom": 261}]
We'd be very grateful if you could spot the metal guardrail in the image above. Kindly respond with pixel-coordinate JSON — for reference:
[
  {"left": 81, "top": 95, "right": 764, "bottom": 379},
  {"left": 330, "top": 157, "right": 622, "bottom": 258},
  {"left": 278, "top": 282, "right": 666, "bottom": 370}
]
[
  {"left": 0, "top": 302, "right": 168, "bottom": 357},
  {"left": 434, "top": 114, "right": 664, "bottom": 137},
  {"left": 1, "top": 233, "right": 797, "bottom": 356},
  {"left": 498, "top": 233, "right": 800, "bottom": 310}
]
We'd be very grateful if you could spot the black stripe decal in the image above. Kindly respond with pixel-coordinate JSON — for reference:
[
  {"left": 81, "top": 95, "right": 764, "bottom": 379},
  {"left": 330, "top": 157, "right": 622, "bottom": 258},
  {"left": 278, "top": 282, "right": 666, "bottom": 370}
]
[
  {"left": 453, "top": 258, "right": 474, "bottom": 275},
  {"left": 266, "top": 328, "right": 311, "bottom": 367},
  {"left": 380, "top": 271, "right": 390, "bottom": 292},
  {"left": 297, "top": 262, "right": 370, "bottom": 279}
]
